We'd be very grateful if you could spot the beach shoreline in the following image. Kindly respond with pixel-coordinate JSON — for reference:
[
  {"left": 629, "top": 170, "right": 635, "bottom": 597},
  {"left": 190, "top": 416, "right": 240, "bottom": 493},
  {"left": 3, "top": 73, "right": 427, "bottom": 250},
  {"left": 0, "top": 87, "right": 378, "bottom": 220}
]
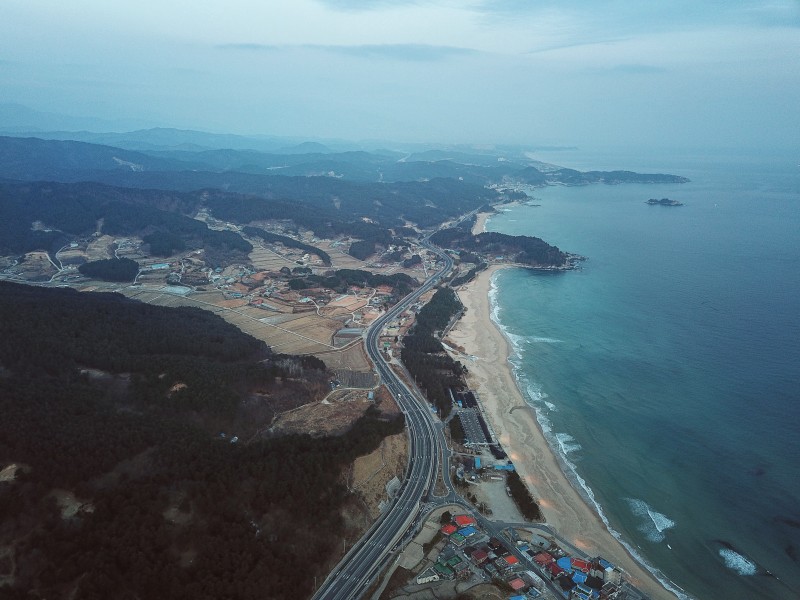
[
  {"left": 446, "top": 265, "right": 678, "bottom": 600},
  {"left": 471, "top": 211, "right": 493, "bottom": 235}
]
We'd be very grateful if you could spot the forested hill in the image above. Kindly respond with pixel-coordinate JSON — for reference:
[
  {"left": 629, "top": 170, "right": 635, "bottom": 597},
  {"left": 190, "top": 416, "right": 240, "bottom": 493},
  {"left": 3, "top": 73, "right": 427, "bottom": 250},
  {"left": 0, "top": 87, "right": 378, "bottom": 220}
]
[
  {"left": 0, "top": 134, "right": 689, "bottom": 187},
  {"left": 0, "top": 136, "right": 499, "bottom": 229},
  {"left": 0, "top": 181, "right": 252, "bottom": 267},
  {"left": 431, "top": 223, "right": 571, "bottom": 268},
  {"left": 0, "top": 281, "right": 403, "bottom": 600}
]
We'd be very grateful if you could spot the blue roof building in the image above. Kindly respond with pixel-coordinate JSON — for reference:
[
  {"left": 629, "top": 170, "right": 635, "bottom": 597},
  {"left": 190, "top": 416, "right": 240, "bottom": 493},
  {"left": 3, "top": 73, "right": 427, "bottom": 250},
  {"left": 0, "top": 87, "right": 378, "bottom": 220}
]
[{"left": 458, "top": 526, "right": 478, "bottom": 537}]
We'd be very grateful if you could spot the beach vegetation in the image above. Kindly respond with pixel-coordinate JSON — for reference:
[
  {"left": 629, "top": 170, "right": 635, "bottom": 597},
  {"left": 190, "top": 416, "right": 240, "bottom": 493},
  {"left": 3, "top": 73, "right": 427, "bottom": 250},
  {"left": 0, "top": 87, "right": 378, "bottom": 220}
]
[
  {"left": 506, "top": 470, "right": 543, "bottom": 521},
  {"left": 400, "top": 288, "right": 464, "bottom": 417}
]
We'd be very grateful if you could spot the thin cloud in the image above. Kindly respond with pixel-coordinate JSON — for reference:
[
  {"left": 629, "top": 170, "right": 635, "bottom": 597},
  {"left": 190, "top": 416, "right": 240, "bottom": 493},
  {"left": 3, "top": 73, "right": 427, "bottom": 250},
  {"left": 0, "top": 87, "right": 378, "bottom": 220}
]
[
  {"left": 317, "top": 43, "right": 477, "bottom": 61},
  {"left": 216, "top": 43, "right": 281, "bottom": 52},
  {"left": 217, "top": 42, "right": 477, "bottom": 61},
  {"left": 606, "top": 63, "right": 668, "bottom": 74},
  {"left": 314, "top": 0, "right": 424, "bottom": 11}
]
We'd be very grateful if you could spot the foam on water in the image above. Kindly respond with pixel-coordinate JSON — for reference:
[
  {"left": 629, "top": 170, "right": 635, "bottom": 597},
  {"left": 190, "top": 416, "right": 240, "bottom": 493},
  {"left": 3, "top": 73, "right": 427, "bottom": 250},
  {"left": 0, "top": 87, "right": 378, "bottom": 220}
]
[
  {"left": 719, "top": 549, "right": 758, "bottom": 576},
  {"left": 625, "top": 498, "right": 676, "bottom": 543},
  {"left": 556, "top": 432, "right": 582, "bottom": 455},
  {"left": 487, "top": 270, "right": 694, "bottom": 600},
  {"left": 530, "top": 336, "right": 564, "bottom": 344}
]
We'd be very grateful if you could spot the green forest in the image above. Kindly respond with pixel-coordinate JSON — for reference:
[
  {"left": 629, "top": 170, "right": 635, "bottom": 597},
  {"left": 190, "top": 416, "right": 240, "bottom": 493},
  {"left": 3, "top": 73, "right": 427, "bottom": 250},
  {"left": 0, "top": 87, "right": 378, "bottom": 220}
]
[
  {"left": 400, "top": 287, "right": 465, "bottom": 417},
  {"left": 0, "top": 282, "right": 403, "bottom": 600},
  {"left": 432, "top": 222, "right": 569, "bottom": 268},
  {"left": 78, "top": 257, "right": 140, "bottom": 282}
]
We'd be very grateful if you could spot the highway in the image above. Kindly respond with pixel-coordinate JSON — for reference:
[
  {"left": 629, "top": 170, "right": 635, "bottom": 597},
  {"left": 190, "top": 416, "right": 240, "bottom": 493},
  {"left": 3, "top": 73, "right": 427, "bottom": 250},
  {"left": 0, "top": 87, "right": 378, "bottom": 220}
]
[{"left": 312, "top": 240, "right": 457, "bottom": 600}]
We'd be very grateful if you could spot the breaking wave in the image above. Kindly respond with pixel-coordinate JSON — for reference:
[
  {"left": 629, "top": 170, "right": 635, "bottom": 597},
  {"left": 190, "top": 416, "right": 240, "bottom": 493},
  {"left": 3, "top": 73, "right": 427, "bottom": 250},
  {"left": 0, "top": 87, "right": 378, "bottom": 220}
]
[
  {"left": 719, "top": 549, "right": 757, "bottom": 576},
  {"left": 556, "top": 432, "right": 582, "bottom": 455},
  {"left": 530, "top": 336, "right": 564, "bottom": 344},
  {"left": 625, "top": 498, "right": 676, "bottom": 543},
  {"left": 488, "top": 270, "right": 691, "bottom": 598}
]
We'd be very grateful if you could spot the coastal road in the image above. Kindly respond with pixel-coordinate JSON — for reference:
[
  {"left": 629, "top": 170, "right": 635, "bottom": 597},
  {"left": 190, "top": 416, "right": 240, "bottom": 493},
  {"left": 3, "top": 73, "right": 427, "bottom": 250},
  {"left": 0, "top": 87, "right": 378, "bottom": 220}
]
[{"left": 311, "top": 240, "right": 457, "bottom": 600}]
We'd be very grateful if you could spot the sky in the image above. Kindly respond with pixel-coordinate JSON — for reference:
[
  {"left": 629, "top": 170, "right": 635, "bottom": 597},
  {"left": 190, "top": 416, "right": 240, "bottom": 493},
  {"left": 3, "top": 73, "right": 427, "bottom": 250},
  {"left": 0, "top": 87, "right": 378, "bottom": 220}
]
[{"left": 1, "top": 0, "right": 799, "bottom": 150}]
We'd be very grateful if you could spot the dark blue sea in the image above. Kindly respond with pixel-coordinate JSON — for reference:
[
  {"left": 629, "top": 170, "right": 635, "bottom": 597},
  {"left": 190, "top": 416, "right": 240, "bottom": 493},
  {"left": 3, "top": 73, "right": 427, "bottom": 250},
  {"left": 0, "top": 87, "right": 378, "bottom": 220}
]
[{"left": 486, "top": 147, "right": 800, "bottom": 600}]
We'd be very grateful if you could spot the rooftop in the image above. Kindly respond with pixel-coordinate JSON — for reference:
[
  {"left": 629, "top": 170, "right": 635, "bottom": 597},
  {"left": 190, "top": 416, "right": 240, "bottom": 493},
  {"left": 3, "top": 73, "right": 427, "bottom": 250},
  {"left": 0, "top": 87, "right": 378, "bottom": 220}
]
[
  {"left": 508, "top": 577, "right": 525, "bottom": 590},
  {"left": 454, "top": 514, "right": 476, "bottom": 527}
]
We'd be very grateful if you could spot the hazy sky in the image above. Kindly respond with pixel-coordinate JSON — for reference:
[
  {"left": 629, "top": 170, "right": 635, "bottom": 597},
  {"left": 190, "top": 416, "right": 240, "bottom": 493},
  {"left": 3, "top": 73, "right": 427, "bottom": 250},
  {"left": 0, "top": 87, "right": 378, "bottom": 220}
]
[{"left": 1, "top": 0, "right": 799, "bottom": 149}]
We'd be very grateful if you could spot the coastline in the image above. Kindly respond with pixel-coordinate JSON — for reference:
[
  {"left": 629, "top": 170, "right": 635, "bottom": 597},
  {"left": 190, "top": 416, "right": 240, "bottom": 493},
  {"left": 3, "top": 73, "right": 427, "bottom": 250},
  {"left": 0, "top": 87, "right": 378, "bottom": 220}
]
[
  {"left": 471, "top": 211, "right": 493, "bottom": 235},
  {"left": 446, "top": 265, "right": 677, "bottom": 600}
]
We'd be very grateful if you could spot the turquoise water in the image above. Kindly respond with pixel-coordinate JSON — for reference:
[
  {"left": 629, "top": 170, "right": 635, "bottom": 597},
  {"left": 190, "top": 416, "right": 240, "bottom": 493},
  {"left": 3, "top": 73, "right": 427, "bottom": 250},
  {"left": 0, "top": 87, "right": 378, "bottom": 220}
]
[{"left": 486, "top": 148, "right": 800, "bottom": 600}]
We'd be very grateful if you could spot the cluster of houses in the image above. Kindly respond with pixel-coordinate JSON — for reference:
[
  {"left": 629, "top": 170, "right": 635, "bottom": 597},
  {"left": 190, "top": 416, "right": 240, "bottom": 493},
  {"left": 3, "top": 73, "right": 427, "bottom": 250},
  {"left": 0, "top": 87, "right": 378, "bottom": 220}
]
[
  {"left": 530, "top": 550, "right": 624, "bottom": 599},
  {"left": 415, "top": 514, "right": 545, "bottom": 598},
  {"left": 412, "top": 512, "right": 631, "bottom": 600}
]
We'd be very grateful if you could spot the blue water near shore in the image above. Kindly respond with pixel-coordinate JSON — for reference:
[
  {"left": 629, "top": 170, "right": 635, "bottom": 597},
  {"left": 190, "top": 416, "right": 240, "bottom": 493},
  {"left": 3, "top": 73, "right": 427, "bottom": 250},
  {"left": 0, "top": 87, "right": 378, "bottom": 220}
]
[{"left": 485, "top": 147, "right": 800, "bottom": 600}]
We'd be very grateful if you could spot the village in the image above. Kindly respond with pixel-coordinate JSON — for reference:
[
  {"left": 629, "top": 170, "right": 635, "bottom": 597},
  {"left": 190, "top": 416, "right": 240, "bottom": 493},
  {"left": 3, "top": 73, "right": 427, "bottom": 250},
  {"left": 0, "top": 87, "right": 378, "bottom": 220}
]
[{"left": 380, "top": 505, "right": 630, "bottom": 600}]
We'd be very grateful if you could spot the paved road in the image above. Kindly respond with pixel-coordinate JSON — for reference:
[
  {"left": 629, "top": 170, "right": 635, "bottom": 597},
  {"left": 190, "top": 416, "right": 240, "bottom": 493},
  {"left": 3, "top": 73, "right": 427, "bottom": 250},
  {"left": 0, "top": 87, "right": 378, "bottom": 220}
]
[{"left": 312, "top": 240, "right": 458, "bottom": 600}]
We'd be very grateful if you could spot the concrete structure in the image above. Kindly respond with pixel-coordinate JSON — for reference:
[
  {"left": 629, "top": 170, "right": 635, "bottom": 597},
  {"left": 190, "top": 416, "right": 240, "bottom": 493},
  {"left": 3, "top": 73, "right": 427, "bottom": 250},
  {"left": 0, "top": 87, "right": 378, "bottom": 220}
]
[{"left": 416, "top": 568, "right": 440, "bottom": 585}]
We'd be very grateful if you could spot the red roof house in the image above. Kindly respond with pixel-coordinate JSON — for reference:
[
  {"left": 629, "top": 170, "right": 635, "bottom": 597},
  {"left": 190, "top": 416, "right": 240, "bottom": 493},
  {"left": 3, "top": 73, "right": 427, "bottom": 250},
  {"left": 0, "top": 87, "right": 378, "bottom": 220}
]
[
  {"left": 547, "top": 562, "right": 565, "bottom": 578},
  {"left": 571, "top": 558, "right": 591, "bottom": 572},
  {"left": 508, "top": 577, "right": 526, "bottom": 591},
  {"left": 534, "top": 552, "right": 554, "bottom": 566},
  {"left": 471, "top": 549, "right": 489, "bottom": 565},
  {"left": 505, "top": 555, "right": 520, "bottom": 566},
  {"left": 454, "top": 515, "right": 476, "bottom": 527},
  {"left": 441, "top": 524, "right": 458, "bottom": 535}
]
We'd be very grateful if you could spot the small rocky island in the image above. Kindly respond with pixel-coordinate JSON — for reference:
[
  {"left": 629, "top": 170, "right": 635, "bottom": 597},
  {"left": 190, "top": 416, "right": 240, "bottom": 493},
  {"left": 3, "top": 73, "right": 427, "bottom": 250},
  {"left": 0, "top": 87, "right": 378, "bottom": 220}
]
[{"left": 646, "top": 198, "right": 684, "bottom": 206}]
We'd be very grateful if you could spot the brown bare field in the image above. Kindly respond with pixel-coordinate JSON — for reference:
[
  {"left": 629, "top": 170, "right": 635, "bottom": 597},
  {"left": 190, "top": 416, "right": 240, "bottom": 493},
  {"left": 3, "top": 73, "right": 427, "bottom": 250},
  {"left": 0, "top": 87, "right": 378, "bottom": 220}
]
[
  {"left": 270, "top": 395, "right": 370, "bottom": 436},
  {"left": 85, "top": 235, "right": 116, "bottom": 261},
  {"left": 248, "top": 246, "right": 295, "bottom": 271},
  {"left": 315, "top": 340, "right": 372, "bottom": 372},
  {"left": 351, "top": 432, "right": 408, "bottom": 519},
  {"left": 120, "top": 286, "right": 346, "bottom": 354},
  {"left": 16, "top": 252, "right": 57, "bottom": 281}
]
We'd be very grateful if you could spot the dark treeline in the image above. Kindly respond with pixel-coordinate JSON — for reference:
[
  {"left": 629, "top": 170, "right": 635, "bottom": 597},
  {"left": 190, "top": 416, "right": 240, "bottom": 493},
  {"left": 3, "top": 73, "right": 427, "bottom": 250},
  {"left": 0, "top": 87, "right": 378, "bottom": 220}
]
[
  {"left": 400, "top": 288, "right": 464, "bottom": 417},
  {"left": 288, "top": 268, "right": 417, "bottom": 297},
  {"left": 242, "top": 225, "right": 331, "bottom": 265},
  {"left": 143, "top": 231, "right": 187, "bottom": 256},
  {"left": 0, "top": 281, "right": 405, "bottom": 599},
  {"left": 348, "top": 239, "right": 375, "bottom": 260},
  {"left": 432, "top": 224, "right": 569, "bottom": 268},
  {"left": 450, "top": 262, "right": 487, "bottom": 287},
  {"left": 0, "top": 282, "right": 268, "bottom": 375},
  {"left": 413, "top": 287, "right": 462, "bottom": 335},
  {"left": 78, "top": 257, "right": 140, "bottom": 282},
  {"left": 402, "top": 254, "right": 422, "bottom": 268},
  {"left": 506, "top": 470, "right": 543, "bottom": 521}
]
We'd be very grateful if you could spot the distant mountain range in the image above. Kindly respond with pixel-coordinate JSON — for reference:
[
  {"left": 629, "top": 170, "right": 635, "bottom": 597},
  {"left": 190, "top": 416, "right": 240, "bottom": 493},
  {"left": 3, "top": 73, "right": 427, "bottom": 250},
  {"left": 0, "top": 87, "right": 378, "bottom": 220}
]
[{"left": 0, "top": 133, "right": 689, "bottom": 188}]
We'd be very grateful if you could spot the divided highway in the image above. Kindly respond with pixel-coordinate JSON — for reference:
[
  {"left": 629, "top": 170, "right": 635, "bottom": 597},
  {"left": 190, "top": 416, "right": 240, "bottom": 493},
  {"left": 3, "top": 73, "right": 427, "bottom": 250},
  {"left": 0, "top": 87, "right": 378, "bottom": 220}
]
[{"left": 312, "top": 242, "right": 455, "bottom": 600}]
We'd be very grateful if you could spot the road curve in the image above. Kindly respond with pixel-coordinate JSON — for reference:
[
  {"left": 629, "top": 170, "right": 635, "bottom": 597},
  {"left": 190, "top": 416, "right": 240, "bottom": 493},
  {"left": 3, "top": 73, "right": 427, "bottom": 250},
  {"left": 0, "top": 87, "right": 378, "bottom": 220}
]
[{"left": 311, "top": 241, "right": 455, "bottom": 600}]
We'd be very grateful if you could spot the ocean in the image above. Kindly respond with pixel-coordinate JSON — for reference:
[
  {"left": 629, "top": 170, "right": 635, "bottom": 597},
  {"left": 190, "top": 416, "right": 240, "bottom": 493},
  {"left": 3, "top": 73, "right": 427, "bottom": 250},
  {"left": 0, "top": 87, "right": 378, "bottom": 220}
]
[{"left": 485, "top": 147, "right": 800, "bottom": 600}]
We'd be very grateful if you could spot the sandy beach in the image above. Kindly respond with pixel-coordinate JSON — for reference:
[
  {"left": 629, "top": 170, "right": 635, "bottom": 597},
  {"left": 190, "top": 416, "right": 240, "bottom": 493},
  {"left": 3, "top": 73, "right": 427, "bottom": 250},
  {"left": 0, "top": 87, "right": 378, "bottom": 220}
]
[
  {"left": 471, "top": 211, "right": 493, "bottom": 235},
  {"left": 447, "top": 265, "right": 676, "bottom": 600}
]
